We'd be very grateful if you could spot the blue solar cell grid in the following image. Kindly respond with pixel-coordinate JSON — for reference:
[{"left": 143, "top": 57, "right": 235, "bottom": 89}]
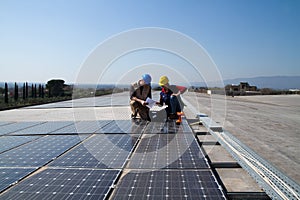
[
  {"left": 52, "top": 120, "right": 111, "bottom": 134},
  {"left": 0, "top": 168, "right": 36, "bottom": 193},
  {"left": 97, "top": 120, "right": 147, "bottom": 134},
  {"left": 0, "top": 136, "right": 40, "bottom": 153},
  {"left": 144, "top": 120, "right": 193, "bottom": 134},
  {"left": 110, "top": 170, "right": 226, "bottom": 200},
  {"left": 128, "top": 134, "right": 208, "bottom": 169},
  {"left": 0, "top": 135, "right": 86, "bottom": 167},
  {"left": 0, "top": 122, "right": 43, "bottom": 136},
  {"left": 0, "top": 122, "right": 15, "bottom": 127},
  {"left": 10, "top": 121, "right": 74, "bottom": 135},
  {"left": 49, "top": 134, "right": 138, "bottom": 169},
  {"left": 0, "top": 168, "right": 120, "bottom": 200}
]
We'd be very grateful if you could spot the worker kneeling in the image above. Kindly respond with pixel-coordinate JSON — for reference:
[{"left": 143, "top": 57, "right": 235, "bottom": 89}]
[
  {"left": 156, "top": 76, "right": 184, "bottom": 123},
  {"left": 129, "top": 74, "right": 152, "bottom": 121}
]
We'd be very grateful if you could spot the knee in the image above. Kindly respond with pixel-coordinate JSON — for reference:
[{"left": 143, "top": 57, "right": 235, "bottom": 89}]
[
  {"left": 130, "top": 100, "right": 138, "bottom": 107},
  {"left": 170, "top": 95, "right": 177, "bottom": 102}
]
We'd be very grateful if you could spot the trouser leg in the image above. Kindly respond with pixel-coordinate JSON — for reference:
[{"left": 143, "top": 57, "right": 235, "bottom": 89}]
[
  {"left": 138, "top": 106, "right": 150, "bottom": 121},
  {"left": 130, "top": 100, "right": 138, "bottom": 116},
  {"left": 170, "top": 96, "right": 181, "bottom": 113}
]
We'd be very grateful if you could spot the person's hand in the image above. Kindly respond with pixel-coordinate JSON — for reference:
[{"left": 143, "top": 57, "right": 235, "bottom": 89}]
[{"left": 141, "top": 100, "right": 148, "bottom": 106}]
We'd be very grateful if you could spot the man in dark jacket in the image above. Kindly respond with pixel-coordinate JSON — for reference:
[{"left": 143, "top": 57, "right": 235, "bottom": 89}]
[{"left": 129, "top": 74, "right": 152, "bottom": 121}]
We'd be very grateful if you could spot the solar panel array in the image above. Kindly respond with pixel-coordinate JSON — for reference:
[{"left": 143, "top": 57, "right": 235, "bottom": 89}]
[
  {"left": 27, "top": 93, "right": 129, "bottom": 109},
  {"left": 0, "top": 117, "right": 226, "bottom": 199}
]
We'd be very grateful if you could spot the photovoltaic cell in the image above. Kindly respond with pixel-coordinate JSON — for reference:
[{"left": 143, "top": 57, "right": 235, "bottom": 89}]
[
  {"left": 128, "top": 134, "right": 208, "bottom": 169},
  {"left": 0, "top": 122, "right": 43, "bottom": 136},
  {"left": 10, "top": 121, "right": 74, "bottom": 135},
  {"left": 0, "top": 136, "right": 40, "bottom": 153},
  {"left": 110, "top": 170, "right": 226, "bottom": 200},
  {"left": 0, "top": 168, "right": 120, "bottom": 200},
  {"left": 97, "top": 120, "right": 147, "bottom": 134},
  {"left": 52, "top": 120, "right": 112, "bottom": 134},
  {"left": 0, "top": 168, "right": 36, "bottom": 193},
  {"left": 49, "top": 134, "right": 138, "bottom": 169},
  {"left": 0, "top": 135, "right": 86, "bottom": 167}
]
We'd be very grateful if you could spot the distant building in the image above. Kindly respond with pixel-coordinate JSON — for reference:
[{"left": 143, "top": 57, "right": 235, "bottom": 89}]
[{"left": 225, "top": 82, "right": 258, "bottom": 96}]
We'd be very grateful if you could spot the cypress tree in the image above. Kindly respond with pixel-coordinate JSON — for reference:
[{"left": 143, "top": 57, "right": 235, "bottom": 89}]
[
  {"left": 31, "top": 84, "right": 34, "bottom": 98},
  {"left": 41, "top": 85, "right": 45, "bottom": 98},
  {"left": 38, "top": 84, "right": 42, "bottom": 98},
  {"left": 34, "top": 84, "right": 37, "bottom": 98},
  {"left": 23, "top": 83, "right": 26, "bottom": 100},
  {"left": 14, "top": 82, "right": 18, "bottom": 101},
  {"left": 4, "top": 82, "right": 8, "bottom": 104},
  {"left": 25, "top": 82, "right": 28, "bottom": 99}
]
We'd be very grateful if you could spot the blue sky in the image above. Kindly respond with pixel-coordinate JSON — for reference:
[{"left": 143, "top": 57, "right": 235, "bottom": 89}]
[{"left": 0, "top": 0, "right": 299, "bottom": 84}]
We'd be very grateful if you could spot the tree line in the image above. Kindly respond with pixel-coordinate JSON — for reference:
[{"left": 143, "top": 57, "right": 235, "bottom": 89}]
[{"left": 1, "top": 79, "right": 71, "bottom": 109}]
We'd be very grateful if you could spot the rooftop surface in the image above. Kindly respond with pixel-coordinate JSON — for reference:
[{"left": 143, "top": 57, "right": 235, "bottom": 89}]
[{"left": 0, "top": 91, "right": 299, "bottom": 199}]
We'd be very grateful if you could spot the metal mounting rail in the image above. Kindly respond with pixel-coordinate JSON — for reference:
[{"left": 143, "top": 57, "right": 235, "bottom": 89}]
[{"left": 200, "top": 116, "right": 300, "bottom": 200}]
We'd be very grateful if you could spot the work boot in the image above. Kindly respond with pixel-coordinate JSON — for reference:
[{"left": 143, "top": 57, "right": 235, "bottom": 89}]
[
  {"left": 176, "top": 112, "right": 184, "bottom": 125},
  {"left": 131, "top": 113, "right": 137, "bottom": 119}
]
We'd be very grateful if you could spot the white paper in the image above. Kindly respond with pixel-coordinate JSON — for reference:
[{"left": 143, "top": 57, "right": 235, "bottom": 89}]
[{"left": 146, "top": 97, "right": 156, "bottom": 109}]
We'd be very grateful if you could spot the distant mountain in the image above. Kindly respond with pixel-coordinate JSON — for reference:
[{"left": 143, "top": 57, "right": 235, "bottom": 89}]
[{"left": 223, "top": 76, "right": 300, "bottom": 90}]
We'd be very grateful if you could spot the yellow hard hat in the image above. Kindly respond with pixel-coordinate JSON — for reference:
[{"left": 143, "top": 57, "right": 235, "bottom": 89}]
[{"left": 159, "top": 76, "right": 169, "bottom": 86}]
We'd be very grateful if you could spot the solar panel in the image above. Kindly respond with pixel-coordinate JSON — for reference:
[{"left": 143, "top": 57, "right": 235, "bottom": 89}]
[
  {"left": 52, "top": 120, "right": 111, "bottom": 134},
  {"left": 0, "top": 168, "right": 36, "bottom": 193},
  {"left": 0, "top": 122, "right": 44, "bottom": 136},
  {"left": 49, "top": 134, "right": 138, "bottom": 169},
  {"left": 97, "top": 120, "right": 147, "bottom": 134},
  {"left": 0, "top": 135, "right": 86, "bottom": 167},
  {"left": 0, "top": 168, "right": 120, "bottom": 200},
  {"left": 128, "top": 134, "right": 208, "bottom": 169},
  {"left": 0, "top": 122, "right": 15, "bottom": 127},
  {"left": 110, "top": 170, "right": 226, "bottom": 200},
  {"left": 0, "top": 136, "right": 40, "bottom": 153},
  {"left": 143, "top": 120, "right": 193, "bottom": 134},
  {"left": 10, "top": 121, "right": 74, "bottom": 135}
]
